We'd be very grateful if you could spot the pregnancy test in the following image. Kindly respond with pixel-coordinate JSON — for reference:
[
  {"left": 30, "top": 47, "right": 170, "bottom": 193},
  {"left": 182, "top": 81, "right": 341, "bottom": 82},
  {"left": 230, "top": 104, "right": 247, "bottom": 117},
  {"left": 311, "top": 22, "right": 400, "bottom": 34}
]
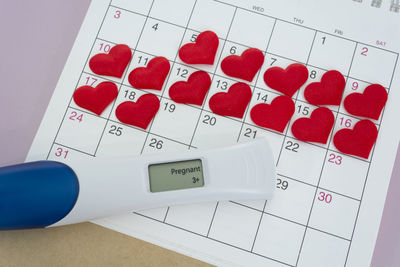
[{"left": 0, "top": 138, "right": 276, "bottom": 230}]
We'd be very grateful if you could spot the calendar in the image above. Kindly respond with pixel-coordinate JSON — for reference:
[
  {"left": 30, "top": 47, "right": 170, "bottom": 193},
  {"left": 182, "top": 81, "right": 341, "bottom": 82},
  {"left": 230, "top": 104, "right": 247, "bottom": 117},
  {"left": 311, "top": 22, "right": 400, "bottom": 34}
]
[{"left": 27, "top": 0, "right": 400, "bottom": 266}]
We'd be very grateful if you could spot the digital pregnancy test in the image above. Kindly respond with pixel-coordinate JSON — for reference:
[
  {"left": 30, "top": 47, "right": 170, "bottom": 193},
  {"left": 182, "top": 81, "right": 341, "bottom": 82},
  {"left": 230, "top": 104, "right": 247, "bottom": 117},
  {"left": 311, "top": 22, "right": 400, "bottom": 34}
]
[{"left": 0, "top": 138, "right": 276, "bottom": 230}]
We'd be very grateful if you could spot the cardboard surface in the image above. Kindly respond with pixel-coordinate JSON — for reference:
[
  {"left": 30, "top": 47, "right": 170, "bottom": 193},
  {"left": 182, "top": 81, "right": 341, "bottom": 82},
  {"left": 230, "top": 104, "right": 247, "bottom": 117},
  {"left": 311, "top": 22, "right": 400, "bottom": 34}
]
[{"left": 0, "top": 223, "right": 213, "bottom": 267}]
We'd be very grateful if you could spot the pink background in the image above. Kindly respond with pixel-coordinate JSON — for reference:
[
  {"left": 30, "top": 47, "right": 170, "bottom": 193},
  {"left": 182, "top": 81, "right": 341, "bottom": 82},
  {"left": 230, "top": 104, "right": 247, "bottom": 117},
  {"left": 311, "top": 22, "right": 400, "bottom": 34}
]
[{"left": 0, "top": 1, "right": 399, "bottom": 266}]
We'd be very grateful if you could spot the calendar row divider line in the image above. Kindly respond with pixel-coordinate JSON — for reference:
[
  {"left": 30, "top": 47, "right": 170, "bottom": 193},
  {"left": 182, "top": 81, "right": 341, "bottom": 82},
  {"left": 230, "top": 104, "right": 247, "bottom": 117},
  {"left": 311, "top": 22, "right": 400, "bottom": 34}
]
[
  {"left": 93, "top": 0, "right": 156, "bottom": 157},
  {"left": 213, "top": 0, "right": 398, "bottom": 55},
  {"left": 52, "top": 142, "right": 96, "bottom": 157},
  {"left": 45, "top": 1, "right": 113, "bottom": 160},
  {"left": 344, "top": 52, "right": 399, "bottom": 265}
]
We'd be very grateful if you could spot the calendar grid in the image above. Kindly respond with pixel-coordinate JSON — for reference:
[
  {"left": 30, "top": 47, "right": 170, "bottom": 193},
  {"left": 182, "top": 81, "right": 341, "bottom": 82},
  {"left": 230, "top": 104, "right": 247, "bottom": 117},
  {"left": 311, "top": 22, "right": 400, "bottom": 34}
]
[
  {"left": 46, "top": 0, "right": 400, "bottom": 266},
  {"left": 295, "top": 40, "right": 358, "bottom": 266}
]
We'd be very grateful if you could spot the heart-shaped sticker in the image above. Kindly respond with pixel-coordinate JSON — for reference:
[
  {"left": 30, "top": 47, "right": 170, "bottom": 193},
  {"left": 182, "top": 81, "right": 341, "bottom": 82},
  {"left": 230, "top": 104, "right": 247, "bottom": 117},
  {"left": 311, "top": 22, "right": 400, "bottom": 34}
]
[
  {"left": 169, "top": 71, "right": 211, "bottom": 106},
  {"left": 89, "top": 44, "right": 132, "bottom": 78},
  {"left": 250, "top": 95, "right": 295, "bottom": 133},
  {"left": 208, "top": 82, "right": 252, "bottom": 118},
  {"left": 220, "top": 48, "right": 264, "bottom": 82},
  {"left": 291, "top": 107, "right": 334, "bottom": 144},
  {"left": 128, "top": 56, "right": 170, "bottom": 90},
  {"left": 333, "top": 119, "right": 377, "bottom": 159},
  {"left": 304, "top": 70, "right": 345, "bottom": 106},
  {"left": 343, "top": 84, "right": 388, "bottom": 120},
  {"left": 263, "top": 63, "right": 308, "bottom": 97},
  {"left": 73, "top": 81, "right": 118, "bottom": 115},
  {"left": 179, "top": 31, "right": 219, "bottom": 65},
  {"left": 115, "top": 94, "right": 160, "bottom": 129}
]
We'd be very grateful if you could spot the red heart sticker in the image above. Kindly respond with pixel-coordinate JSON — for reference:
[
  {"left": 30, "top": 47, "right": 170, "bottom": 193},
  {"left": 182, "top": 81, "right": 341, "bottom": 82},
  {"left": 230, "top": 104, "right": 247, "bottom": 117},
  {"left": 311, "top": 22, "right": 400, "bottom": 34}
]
[
  {"left": 128, "top": 57, "right": 170, "bottom": 90},
  {"left": 115, "top": 94, "right": 160, "bottom": 129},
  {"left": 89, "top": 44, "right": 132, "bottom": 78},
  {"left": 250, "top": 95, "right": 295, "bottom": 133},
  {"left": 179, "top": 31, "right": 219, "bottom": 65},
  {"left": 73, "top": 81, "right": 118, "bottom": 116},
  {"left": 208, "top": 82, "right": 252, "bottom": 118},
  {"left": 220, "top": 48, "right": 264, "bottom": 82},
  {"left": 291, "top": 107, "right": 334, "bottom": 144},
  {"left": 304, "top": 70, "right": 345, "bottom": 106},
  {"left": 263, "top": 63, "right": 308, "bottom": 97},
  {"left": 169, "top": 71, "right": 211, "bottom": 106},
  {"left": 344, "top": 84, "right": 388, "bottom": 120},
  {"left": 333, "top": 120, "right": 378, "bottom": 159}
]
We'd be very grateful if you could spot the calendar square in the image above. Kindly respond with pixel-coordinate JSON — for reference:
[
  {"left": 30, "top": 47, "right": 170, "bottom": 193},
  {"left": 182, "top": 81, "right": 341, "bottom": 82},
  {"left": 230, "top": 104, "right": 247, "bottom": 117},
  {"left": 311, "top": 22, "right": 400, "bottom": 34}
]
[
  {"left": 267, "top": 21, "right": 315, "bottom": 63},
  {"left": 328, "top": 114, "right": 377, "bottom": 161},
  {"left": 150, "top": 0, "right": 195, "bottom": 26},
  {"left": 215, "top": 41, "right": 262, "bottom": 85},
  {"left": 136, "top": 207, "right": 168, "bottom": 221},
  {"left": 84, "top": 40, "right": 130, "bottom": 84},
  {"left": 109, "top": 85, "right": 158, "bottom": 129},
  {"left": 349, "top": 44, "right": 397, "bottom": 87},
  {"left": 164, "top": 63, "right": 211, "bottom": 104},
  {"left": 111, "top": 0, "right": 152, "bottom": 15},
  {"left": 265, "top": 176, "right": 316, "bottom": 225},
  {"left": 309, "top": 189, "right": 359, "bottom": 239},
  {"left": 204, "top": 72, "right": 252, "bottom": 114},
  {"left": 98, "top": 6, "right": 146, "bottom": 48},
  {"left": 308, "top": 32, "right": 356, "bottom": 74},
  {"left": 208, "top": 201, "right": 262, "bottom": 250},
  {"left": 238, "top": 125, "right": 284, "bottom": 164},
  {"left": 136, "top": 18, "right": 185, "bottom": 61},
  {"left": 55, "top": 108, "right": 106, "bottom": 155},
  {"left": 296, "top": 67, "right": 340, "bottom": 113},
  {"left": 122, "top": 51, "right": 172, "bottom": 96},
  {"left": 297, "top": 229, "right": 349, "bottom": 267},
  {"left": 190, "top": 112, "right": 242, "bottom": 148},
  {"left": 338, "top": 78, "right": 387, "bottom": 124},
  {"left": 319, "top": 151, "right": 369, "bottom": 199},
  {"left": 287, "top": 101, "right": 337, "bottom": 148},
  {"left": 253, "top": 214, "right": 305, "bottom": 265},
  {"left": 277, "top": 137, "right": 327, "bottom": 185},
  {"left": 227, "top": 8, "right": 275, "bottom": 50},
  {"left": 150, "top": 99, "right": 201, "bottom": 145},
  {"left": 188, "top": 0, "right": 236, "bottom": 38},
  {"left": 96, "top": 121, "right": 148, "bottom": 157},
  {"left": 142, "top": 134, "right": 188, "bottom": 154},
  {"left": 165, "top": 202, "right": 217, "bottom": 235},
  {"left": 256, "top": 54, "right": 300, "bottom": 98},
  {"left": 71, "top": 74, "right": 118, "bottom": 119},
  {"left": 175, "top": 29, "right": 224, "bottom": 74}
]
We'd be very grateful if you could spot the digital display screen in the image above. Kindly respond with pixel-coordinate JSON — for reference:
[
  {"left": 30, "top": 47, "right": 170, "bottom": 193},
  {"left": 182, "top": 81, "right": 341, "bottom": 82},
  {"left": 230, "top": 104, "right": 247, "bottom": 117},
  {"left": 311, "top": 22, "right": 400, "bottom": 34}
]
[{"left": 148, "top": 159, "right": 204, "bottom": 192}]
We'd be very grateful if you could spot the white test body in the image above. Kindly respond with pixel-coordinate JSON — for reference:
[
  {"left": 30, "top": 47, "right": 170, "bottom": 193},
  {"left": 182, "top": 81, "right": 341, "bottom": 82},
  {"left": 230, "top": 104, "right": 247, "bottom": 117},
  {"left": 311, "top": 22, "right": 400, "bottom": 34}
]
[{"left": 52, "top": 138, "right": 276, "bottom": 227}]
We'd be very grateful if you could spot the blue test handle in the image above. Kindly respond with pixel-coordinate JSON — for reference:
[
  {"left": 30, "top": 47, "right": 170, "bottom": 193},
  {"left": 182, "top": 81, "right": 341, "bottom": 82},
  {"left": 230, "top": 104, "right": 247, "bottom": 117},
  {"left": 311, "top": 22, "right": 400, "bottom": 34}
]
[{"left": 0, "top": 161, "right": 79, "bottom": 230}]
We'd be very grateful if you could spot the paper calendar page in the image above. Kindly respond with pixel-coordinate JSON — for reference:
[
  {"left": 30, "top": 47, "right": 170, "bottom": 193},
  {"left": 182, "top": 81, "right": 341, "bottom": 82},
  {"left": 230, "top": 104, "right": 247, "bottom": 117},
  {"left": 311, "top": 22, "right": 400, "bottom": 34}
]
[{"left": 27, "top": 0, "right": 400, "bottom": 266}]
